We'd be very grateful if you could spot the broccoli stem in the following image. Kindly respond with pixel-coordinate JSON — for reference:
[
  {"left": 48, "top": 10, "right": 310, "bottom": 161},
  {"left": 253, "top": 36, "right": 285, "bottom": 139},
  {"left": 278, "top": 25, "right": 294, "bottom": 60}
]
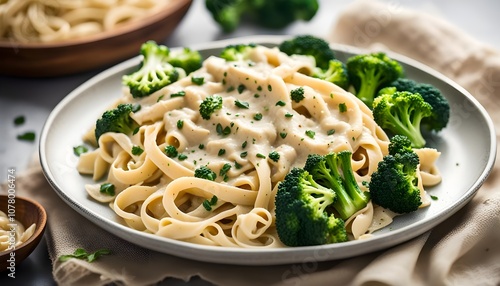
[
  {"left": 337, "top": 151, "right": 370, "bottom": 209},
  {"left": 322, "top": 154, "right": 358, "bottom": 220},
  {"left": 389, "top": 108, "right": 426, "bottom": 148},
  {"left": 356, "top": 70, "right": 381, "bottom": 107},
  {"left": 302, "top": 178, "right": 336, "bottom": 213}
]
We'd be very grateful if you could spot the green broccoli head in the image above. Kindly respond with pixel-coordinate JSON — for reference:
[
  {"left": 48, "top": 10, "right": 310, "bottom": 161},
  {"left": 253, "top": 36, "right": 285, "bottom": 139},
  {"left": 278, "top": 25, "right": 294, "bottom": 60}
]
[
  {"left": 279, "top": 35, "right": 336, "bottom": 70},
  {"left": 95, "top": 104, "right": 139, "bottom": 143},
  {"left": 346, "top": 52, "right": 404, "bottom": 107},
  {"left": 205, "top": 0, "right": 248, "bottom": 33},
  {"left": 205, "top": 0, "right": 319, "bottom": 32},
  {"left": 290, "top": 86, "right": 305, "bottom": 103},
  {"left": 219, "top": 43, "right": 257, "bottom": 62},
  {"left": 369, "top": 138, "right": 422, "bottom": 214},
  {"left": 199, "top": 95, "right": 223, "bottom": 120},
  {"left": 304, "top": 151, "right": 370, "bottom": 220},
  {"left": 275, "top": 168, "right": 347, "bottom": 246},
  {"left": 372, "top": 90, "right": 433, "bottom": 148},
  {"left": 194, "top": 165, "right": 217, "bottom": 181},
  {"left": 166, "top": 47, "right": 203, "bottom": 75},
  {"left": 251, "top": 0, "right": 319, "bottom": 30},
  {"left": 122, "top": 41, "right": 185, "bottom": 98},
  {"left": 312, "top": 59, "right": 350, "bottom": 89},
  {"left": 388, "top": 134, "right": 414, "bottom": 156},
  {"left": 389, "top": 78, "right": 450, "bottom": 132}
]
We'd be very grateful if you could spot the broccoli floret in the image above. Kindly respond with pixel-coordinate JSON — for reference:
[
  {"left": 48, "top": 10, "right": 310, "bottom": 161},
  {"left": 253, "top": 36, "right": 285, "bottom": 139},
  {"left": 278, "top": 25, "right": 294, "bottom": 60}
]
[
  {"left": 199, "top": 95, "right": 223, "bottom": 120},
  {"left": 164, "top": 145, "right": 178, "bottom": 158},
  {"left": 205, "top": 0, "right": 249, "bottom": 33},
  {"left": 275, "top": 168, "right": 347, "bottom": 246},
  {"left": 372, "top": 90, "right": 433, "bottom": 148},
  {"left": 312, "top": 59, "right": 349, "bottom": 89},
  {"left": 389, "top": 78, "right": 450, "bottom": 132},
  {"left": 388, "top": 134, "right": 414, "bottom": 156},
  {"left": 122, "top": 41, "right": 185, "bottom": 98},
  {"left": 166, "top": 47, "right": 202, "bottom": 75},
  {"left": 279, "top": 35, "right": 335, "bottom": 70},
  {"left": 304, "top": 151, "right": 370, "bottom": 220},
  {"left": 346, "top": 52, "right": 404, "bottom": 108},
  {"left": 205, "top": 0, "right": 319, "bottom": 33},
  {"left": 290, "top": 87, "right": 305, "bottom": 103},
  {"left": 194, "top": 166, "right": 217, "bottom": 181},
  {"left": 251, "top": 0, "right": 319, "bottom": 30},
  {"left": 95, "top": 104, "right": 139, "bottom": 143},
  {"left": 369, "top": 136, "right": 422, "bottom": 214},
  {"left": 219, "top": 43, "right": 257, "bottom": 62}
]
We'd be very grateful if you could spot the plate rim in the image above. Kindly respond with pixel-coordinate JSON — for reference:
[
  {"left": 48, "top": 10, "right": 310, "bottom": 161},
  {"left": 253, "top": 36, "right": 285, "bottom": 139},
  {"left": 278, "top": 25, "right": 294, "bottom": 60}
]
[{"left": 39, "top": 35, "right": 497, "bottom": 265}]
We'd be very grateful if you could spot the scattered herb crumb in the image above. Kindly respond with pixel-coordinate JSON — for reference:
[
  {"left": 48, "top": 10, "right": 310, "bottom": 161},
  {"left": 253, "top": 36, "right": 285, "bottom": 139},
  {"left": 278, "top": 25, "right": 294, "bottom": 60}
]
[
  {"left": 203, "top": 195, "right": 218, "bottom": 211},
  {"left": 73, "top": 145, "right": 88, "bottom": 156},
  {"left": 131, "top": 146, "right": 144, "bottom": 156},
  {"left": 14, "top": 116, "right": 25, "bottom": 125},
  {"left": 59, "top": 248, "right": 112, "bottom": 263},
  {"left": 17, "top": 132, "right": 36, "bottom": 142},
  {"left": 100, "top": 183, "right": 115, "bottom": 196}
]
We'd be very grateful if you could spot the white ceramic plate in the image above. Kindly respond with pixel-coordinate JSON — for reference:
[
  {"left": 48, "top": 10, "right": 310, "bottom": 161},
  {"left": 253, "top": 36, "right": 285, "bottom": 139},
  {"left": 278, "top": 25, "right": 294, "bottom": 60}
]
[{"left": 40, "top": 35, "right": 496, "bottom": 265}]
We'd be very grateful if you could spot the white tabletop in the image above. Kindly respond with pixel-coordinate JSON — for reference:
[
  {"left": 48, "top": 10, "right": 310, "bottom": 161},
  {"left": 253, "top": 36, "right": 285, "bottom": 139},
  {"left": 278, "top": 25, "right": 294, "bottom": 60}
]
[{"left": 1, "top": 0, "right": 498, "bottom": 284}]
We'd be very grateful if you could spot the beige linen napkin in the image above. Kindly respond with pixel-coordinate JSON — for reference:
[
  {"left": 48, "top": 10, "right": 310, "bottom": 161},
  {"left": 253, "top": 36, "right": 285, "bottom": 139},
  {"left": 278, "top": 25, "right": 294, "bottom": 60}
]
[{"left": 2, "top": 0, "right": 500, "bottom": 285}]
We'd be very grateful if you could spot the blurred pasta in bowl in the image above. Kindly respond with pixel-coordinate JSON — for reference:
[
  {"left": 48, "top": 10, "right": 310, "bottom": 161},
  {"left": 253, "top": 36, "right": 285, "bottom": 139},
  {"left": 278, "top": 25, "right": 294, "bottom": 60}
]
[{"left": 0, "top": 0, "right": 192, "bottom": 77}]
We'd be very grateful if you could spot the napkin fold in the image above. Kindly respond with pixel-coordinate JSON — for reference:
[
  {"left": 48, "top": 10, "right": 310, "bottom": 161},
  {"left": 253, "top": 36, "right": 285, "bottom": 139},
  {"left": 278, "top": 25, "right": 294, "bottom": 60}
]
[{"left": 3, "top": 0, "right": 500, "bottom": 285}]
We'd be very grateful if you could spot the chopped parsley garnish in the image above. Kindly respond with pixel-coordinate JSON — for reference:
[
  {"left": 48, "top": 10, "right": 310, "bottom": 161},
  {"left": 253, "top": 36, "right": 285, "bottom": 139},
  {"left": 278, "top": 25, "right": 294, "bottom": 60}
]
[
  {"left": 100, "top": 183, "right": 115, "bottom": 196},
  {"left": 253, "top": 113, "right": 263, "bottom": 121},
  {"left": 256, "top": 153, "right": 266, "bottom": 159},
  {"left": 242, "top": 141, "right": 248, "bottom": 148},
  {"left": 327, "top": 129, "right": 336, "bottom": 135},
  {"left": 14, "top": 115, "right": 25, "bottom": 125},
  {"left": 305, "top": 130, "right": 315, "bottom": 139},
  {"left": 177, "top": 120, "right": 184, "bottom": 129},
  {"left": 237, "top": 84, "right": 246, "bottom": 94},
  {"left": 191, "top": 76, "right": 205, "bottom": 85},
  {"left": 131, "top": 146, "right": 144, "bottom": 156},
  {"left": 285, "top": 113, "right": 293, "bottom": 118},
  {"left": 178, "top": 154, "right": 188, "bottom": 161},
  {"left": 202, "top": 195, "right": 218, "bottom": 211},
  {"left": 339, "top": 103, "right": 347, "bottom": 113},
  {"left": 219, "top": 163, "right": 231, "bottom": 181},
  {"left": 234, "top": 161, "right": 243, "bottom": 169},
  {"left": 234, "top": 100, "right": 249, "bottom": 109},
  {"left": 171, "top": 91, "right": 186, "bottom": 98},
  {"left": 132, "top": 104, "right": 141, "bottom": 113},
  {"left": 216, "top": 123, "right": 231, "bottom": 136},
  {"left": 275, "top": 101, "right": 286, "bottom": 107},
  {"left": 164, "top": 145, "right": 178, "bottom": 158},
  {"left": 17, "top": 132, "right": 35, "bottom": 142},
  {"left": 279, "top": 132, "right": 288, "bottom": 139},
  {"left": 268, "top": 151, "right": 280, "bottom": 162},
  {"left": 59, "top": 248, "right": 112, "bottom": 263},
  {"left": 218, "top": 149, "right": 226, "bottom": 156},
  {"left": 73, "top": 145, "right": 88, "bottom": 156},
  {"left": 240, "top": 151, "right": 248, "bottom": 158},
  {"left": 267, "top": 84, "right": 272, "bottom": 91}
]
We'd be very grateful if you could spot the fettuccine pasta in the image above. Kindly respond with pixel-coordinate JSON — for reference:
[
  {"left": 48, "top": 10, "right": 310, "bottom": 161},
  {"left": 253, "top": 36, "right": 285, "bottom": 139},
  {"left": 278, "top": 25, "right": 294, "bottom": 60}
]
[
  {"left": 77, "top": 45, "right": 441, "bottom": 247},
  {"left": 0, "top": 211, "right": 36, "bottom": 252},
  {"left": 0, "top": 0, "right": 173, "bottom": 43}
]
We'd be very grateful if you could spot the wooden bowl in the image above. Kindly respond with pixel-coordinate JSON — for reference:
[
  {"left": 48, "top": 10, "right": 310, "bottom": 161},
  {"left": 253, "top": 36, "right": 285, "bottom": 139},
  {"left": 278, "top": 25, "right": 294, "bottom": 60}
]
[
  {"left": 0, "top": 0, "right": 192, "bottom": 78},
  {"left": 0, "top": 195, "right": 47, "bottom": 271}
]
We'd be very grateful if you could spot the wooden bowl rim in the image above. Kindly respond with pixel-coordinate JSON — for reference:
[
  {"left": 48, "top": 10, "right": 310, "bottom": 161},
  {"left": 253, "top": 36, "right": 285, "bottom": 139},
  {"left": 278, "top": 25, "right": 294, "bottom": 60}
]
[
  {"left": 0, "top": 195, "right": 47, "bottom": 254},
  {"left": 0, "top": 0, "right": 192, "bottom": 50}
]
